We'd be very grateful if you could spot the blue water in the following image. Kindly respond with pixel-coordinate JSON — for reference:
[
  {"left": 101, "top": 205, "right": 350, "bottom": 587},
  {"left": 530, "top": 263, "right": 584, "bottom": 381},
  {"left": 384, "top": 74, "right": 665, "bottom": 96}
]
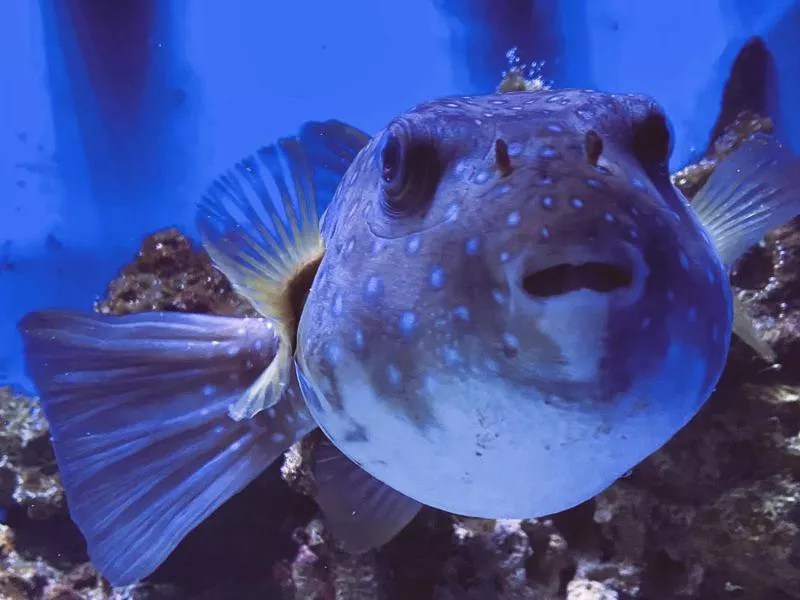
[{"left": 3, "top": 0, "right": 800, "bottom": 393}]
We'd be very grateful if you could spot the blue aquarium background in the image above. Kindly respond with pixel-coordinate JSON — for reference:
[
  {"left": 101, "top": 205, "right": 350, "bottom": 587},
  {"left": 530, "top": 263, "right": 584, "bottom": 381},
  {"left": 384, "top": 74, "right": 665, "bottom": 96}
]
[{"left": 3, "top": 0, "right": 800, "bottom": 394}]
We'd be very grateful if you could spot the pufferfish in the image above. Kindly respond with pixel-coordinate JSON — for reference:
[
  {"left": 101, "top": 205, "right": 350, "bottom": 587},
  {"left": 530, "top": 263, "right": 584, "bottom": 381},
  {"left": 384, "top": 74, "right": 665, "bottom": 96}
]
[{"left": 18, "top": 89, "right": 800, "bottom": 586}]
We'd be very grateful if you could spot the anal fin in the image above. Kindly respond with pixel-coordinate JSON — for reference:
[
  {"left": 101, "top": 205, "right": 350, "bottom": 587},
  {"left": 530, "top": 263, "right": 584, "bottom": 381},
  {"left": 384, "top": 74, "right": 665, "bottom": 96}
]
[
  {"left": 733, "top": 295, "right": 778, "bottom": 364},
  {"left": 311, "top": 437, "right": 421, "bottom": 553}
]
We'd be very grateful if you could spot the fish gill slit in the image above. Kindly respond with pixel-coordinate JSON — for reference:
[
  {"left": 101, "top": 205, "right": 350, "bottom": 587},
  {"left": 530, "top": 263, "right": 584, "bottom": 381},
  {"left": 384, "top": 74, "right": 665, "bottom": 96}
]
[{"left": 284, "top": 251, "right": 324, "bottom": 351}]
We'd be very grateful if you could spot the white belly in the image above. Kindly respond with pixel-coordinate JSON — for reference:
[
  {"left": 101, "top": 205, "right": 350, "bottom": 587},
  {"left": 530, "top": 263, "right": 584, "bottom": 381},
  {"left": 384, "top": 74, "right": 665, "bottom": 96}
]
[{"left": 299, "top": 339, "right": 709, "bottom": 518}]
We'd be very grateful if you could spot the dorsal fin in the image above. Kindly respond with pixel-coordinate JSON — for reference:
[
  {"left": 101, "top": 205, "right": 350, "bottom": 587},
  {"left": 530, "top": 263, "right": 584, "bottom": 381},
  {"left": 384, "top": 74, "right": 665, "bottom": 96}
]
[{"left": 196, "top": 120, "right": 370, "bottom": 420}]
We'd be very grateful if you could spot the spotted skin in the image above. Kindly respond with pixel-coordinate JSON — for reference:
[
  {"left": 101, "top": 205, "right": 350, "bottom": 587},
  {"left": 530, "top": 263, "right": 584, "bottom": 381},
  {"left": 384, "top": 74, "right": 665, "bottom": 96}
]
[{"left": 296, "top": 90, "right": 732, "bottom": 518}]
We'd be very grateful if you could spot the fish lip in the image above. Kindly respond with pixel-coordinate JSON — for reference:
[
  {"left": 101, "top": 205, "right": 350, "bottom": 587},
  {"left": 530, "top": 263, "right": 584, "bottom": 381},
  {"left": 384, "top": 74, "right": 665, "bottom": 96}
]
[{"left": 613, "top": 241, "right": 648, "bottom": 306}]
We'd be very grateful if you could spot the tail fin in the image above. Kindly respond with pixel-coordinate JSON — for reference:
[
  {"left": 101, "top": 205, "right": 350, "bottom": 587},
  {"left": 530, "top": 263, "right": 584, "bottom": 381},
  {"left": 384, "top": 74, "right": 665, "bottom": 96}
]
[{"left": 19, "top": 310, "right": 316, "bottom": 586}]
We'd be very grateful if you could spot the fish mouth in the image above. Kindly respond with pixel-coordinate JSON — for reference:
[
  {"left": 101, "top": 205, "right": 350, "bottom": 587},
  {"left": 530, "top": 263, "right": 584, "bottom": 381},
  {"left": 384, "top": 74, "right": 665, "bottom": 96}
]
[
  {"left": 520, "top": 243, "right": 644, "bottom": 302},
  {"left": 522, "top": 262, "right": 633, "bottom": 297}
]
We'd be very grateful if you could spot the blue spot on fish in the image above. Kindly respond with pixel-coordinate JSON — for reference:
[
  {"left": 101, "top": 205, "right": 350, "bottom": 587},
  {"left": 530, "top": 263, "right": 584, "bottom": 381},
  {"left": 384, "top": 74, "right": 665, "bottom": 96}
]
[
  {"left": 442, "top": 346, "right": 462, "bottom": 366},
  {"left": 364, "top": 276, "right": 384, "bottom": 299},
  {"left": 492, "top": 289, "right": 508, "bottom": 304},
  {"left": 539, "top": 146, "right": 559, "bottom": 159},
  {"left": 586, "top": 178, "right": 602, "bottom": 189},
  {"left": 399, "top": 311, "right": 417, "bottom": 335},
  {"left": 501, "top": 334, "right": 520, "bottom": 358},
  {"left": 324, "top": 342, "right": 342, "bottom": 366},
  {"left": 570, "top": 197, "right": 584, "bottom": 209},
  {"left": 465, "top": 238, "right": 480, "bottom": 255},
  {"left": 475, "top": 170, "right": 491, "bottom": 184},
  {"left": 387, "top": 364, "right": 402, "bottom": 386},
  {"left": 507, "top": 211, "right": 521, "bottom": 227},
  {"left": 429, "top": 265, "right": 446, "bottom": 289},
  {"left": 541, "top": 196, "right": 553, "bottom": 209},
  {"left": 354, "top": 329, "right": 365, "bottom": 350},
  {"left": 406, "top": 235, "right": 421, "bottom": 255},
  {"left": 452, "top": 305, "right": 470, "bottom": 321},
  {"left": 332, "top": 293, "right": 344, "bottom": 316},
  {"left": 507, "top": 142, "right": 523, "bottom": 156},
  {"left": 679, "top": 253, "right": 690, "bottom": 270},
  {"left": 484, "top": 358, "right": 500, "bottom": 372},
  {"left": 541, "top": 226, "right": 551, "bottom": 240}
]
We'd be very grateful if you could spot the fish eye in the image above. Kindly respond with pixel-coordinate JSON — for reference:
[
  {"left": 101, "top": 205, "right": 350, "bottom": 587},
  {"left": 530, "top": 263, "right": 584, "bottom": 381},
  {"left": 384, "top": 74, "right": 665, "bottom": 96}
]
[
  {"left": 631, "top": 110, "right": 674, "bottom": 166},
  {"left": 377, "top": 124, "right": 441, "bottom": 217}
]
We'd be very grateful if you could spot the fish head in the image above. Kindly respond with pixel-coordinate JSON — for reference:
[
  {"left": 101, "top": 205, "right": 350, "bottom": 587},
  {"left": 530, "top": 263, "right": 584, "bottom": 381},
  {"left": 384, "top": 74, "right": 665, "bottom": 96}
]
[{"left": 297, "top": 90, "right": 732, "bottom": 517}]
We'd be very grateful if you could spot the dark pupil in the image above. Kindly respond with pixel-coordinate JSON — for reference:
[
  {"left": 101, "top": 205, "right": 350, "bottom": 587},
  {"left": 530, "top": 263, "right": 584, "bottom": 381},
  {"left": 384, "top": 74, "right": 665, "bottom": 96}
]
[
  {"left": 632, "top": 112, "right": 672, "bottom": 164},
  {"left": 381, "top": 136, "right": 401, "bottom": 183}
]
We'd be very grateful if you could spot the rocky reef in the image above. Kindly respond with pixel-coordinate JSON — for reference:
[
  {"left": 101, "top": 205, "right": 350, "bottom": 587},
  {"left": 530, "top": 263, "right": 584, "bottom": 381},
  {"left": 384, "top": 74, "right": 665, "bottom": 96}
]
[{"left": 2, "top": 72, "right": 799, "bottom": 600}]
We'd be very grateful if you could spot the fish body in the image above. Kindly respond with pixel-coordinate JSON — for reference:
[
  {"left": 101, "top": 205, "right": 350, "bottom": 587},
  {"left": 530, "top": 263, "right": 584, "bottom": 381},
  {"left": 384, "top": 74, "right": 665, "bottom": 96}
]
[
  {"left": 17, "top": 89, "right": 800, "bottom": 586},
  {"left": 296, "top": 90, "right": 731, "bottom": 517}
]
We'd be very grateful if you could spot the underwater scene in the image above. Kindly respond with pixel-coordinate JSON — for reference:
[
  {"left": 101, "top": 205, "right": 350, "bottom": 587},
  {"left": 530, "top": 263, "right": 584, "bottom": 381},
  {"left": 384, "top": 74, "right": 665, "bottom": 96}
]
[{"left": 3, "top": 1, "right": 800, "bottom": 598}]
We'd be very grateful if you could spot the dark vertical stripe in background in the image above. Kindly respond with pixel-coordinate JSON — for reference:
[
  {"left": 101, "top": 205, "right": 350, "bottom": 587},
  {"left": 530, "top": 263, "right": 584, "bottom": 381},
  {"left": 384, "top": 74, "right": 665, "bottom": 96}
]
[
  {"left": 65, "top": 0, "right": 155, "bottom": 128},
  {"left": 435, "top": 0, "right": 568, "bottom": 92},
  {"left": 41, "top": 0, "right": 194, "bottom": 247}
]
